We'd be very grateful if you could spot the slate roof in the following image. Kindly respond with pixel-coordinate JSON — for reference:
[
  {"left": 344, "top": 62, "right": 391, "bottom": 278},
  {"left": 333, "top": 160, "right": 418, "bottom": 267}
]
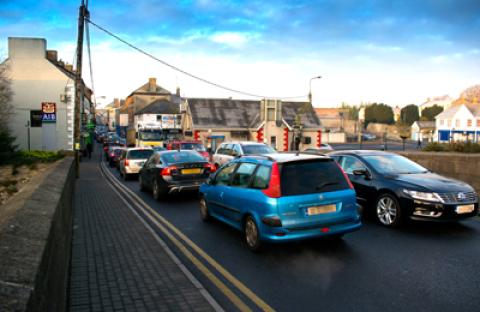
[
  {"left": 187, "top": 98, "right": 321, "bottom": 129},
  {"left": 187, "top": 98, "right": 260, "bottom": 129},
  {"left": 436, "top": 104, "right": 480, "bottom": 119},
  {"left": 134, "top": 100, "right": 180, "bottom": 115},
  {"left": 413, "top": 121, "right": 435, "bottom": 129},
  {"left": 282, "top": 101, "right": 322, "bottom": 128},
  {"left": 129, "top": 82, "right": 171, "bottom": 97}
]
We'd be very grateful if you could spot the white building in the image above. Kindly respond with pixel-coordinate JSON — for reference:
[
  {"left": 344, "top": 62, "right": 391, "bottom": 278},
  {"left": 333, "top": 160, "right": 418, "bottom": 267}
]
[
  {"left": 411, "top": 121, "right": 435, "bottom": 142},
  {"left": 1, "top": 37, "right": 92, "bottom": 151},
  {"left": 435, "top": 104, "right": 480, "bottom": 142},
  {"left": 419, "top": 95, "right": 453, "bottom": 114}
]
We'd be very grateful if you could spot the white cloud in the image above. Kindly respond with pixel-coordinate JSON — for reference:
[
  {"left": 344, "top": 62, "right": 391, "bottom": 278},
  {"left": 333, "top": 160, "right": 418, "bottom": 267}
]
[{"left": 209, "top": 31, "right": 258, "bottom": 48}]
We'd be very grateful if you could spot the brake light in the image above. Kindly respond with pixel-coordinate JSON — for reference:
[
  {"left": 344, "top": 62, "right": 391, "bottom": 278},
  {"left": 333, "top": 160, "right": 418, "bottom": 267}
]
[
  {"left": 262, "top": 162, "right": 281, "bottom": 198},
  {"left": 204, "top": 163, "right": 216, "bottom": 173},
  {"left": 125, "top": 159, "right": 129, "bottom": 166},
  {"left": 161, "top": 166, "right": 178, "bottom": 176},
  {"left": 335, "top": 162, "right": 354, "bottom": 189},
  {"left": 104, "top": 146, "right": 108, "bottom": 152}
]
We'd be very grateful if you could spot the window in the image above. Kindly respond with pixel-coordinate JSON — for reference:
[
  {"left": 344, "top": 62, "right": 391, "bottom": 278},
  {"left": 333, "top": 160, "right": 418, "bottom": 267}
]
[
  {"left": 455, "top": 119, "right": 460, "bottom": 127},
  {"left": 440, "top": 119, "right": 444, "bottom": 126},
  {"left": 241, "top": 144, "right": 276, "bottom": 155},
  {"left": 215, "top": 163, "right": 237, "bottom": 186},
  {"left": 127, "top": 149, "right": 154, "bottom": 159},
  {"left": 447, "top": 120, "right": 451, "bottom": 127},
  {"left": 270, "top": 136, "right": 277, "bottom": 149},
  {"left": 161, "top": 151, "right": 205, "bottom": 164},
  {"left": 252, "top": 165, "right": 271, "bottom": 189},
  {"left": 232, "top": 144, "right": 242, "bottom": 156},
  {"left": 231, "top": 163, "right": 257, "bottom": 188},
  {"left": 340, "top": 156, "right": 367, "bottom": 175},
  {"left": 467, "top": 119, "right": 472, "bottom": 127},
  {"left": 477, "top": 120, "right": 480, "bottom": 127},
  {"left": 280, "top": 160, "right": 350, "bottom": 196}
]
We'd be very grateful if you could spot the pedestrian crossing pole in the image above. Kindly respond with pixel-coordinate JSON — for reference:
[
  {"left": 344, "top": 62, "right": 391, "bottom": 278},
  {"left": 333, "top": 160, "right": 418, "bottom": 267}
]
[{"left": 74, "top": 1, "right": 88, "bottom": 178}]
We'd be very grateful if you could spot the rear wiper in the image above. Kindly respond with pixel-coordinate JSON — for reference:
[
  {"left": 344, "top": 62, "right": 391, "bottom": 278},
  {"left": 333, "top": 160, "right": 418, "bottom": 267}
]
[{"left": 315, "top": 181, "right": 339, "bottom": 191}]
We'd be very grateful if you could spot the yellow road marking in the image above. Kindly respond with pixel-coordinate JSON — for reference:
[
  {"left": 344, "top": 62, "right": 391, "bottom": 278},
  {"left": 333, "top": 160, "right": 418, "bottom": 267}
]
[{"left": 101, "top": 162, "right": 275, "bottom": 312}]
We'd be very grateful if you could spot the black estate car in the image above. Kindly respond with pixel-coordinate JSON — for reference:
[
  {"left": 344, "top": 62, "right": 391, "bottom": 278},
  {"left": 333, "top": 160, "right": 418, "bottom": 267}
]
[
  {"left": 139, "top": 150, "right": 216, "bottom": 200},
  {"left": 329, "top": 150, "right": 479, "bottom": 227}
]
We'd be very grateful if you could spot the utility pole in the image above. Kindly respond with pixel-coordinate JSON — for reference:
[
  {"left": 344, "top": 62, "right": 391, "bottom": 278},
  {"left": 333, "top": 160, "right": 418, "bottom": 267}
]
[{"left": 74, "top": 1, "right": 88, "bottom": 177}]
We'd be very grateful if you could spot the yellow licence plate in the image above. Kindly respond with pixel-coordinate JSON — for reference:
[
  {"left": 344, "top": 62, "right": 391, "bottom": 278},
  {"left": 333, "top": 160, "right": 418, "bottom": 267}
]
[
  {"left": 456, "top": 204, "right": 474, "bottom": 214},
  {"left": 307, "top": 204, "right": 336, "bottom": 216},
  {"left": 181, "top": 168, "right": 202, "bottom": 175}
]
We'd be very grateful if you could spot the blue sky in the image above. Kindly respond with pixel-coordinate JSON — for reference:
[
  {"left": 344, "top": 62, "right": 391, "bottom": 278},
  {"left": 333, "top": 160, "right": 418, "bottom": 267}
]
[{"left": 1, "top": 0, "right": 479, "bottom": 106}]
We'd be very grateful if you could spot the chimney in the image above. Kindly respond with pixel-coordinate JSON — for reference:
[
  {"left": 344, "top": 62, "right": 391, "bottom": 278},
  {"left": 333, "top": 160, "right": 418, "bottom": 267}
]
[
  {"left": 46, "top": 50, "right": 58, "bottom": 62},
  {"left": 176, "top": 87, "right": 180, "bottom": 96},
  {"left": 114, "top": 98, "right": 120, "bottom": 108},
  {"left": 148, "top": 78, "right": 156, "bottom": 92}
]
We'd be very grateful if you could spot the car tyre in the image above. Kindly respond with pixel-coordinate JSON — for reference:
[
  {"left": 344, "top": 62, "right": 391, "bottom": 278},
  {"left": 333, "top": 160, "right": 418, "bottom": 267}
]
[
  {"left": 153, "top": 179, "right": 166, "bottom": 201},
  {"left": 139, "top": 175, "right": 146, "bottom": 192},
  {"left": 376, "top": 193, "right": 403, "bottom": 227},
  {"left": 244, "top": 216, "right": 261, "bottom": 252},
  {"left": 199, "top": 197, "right": 211, "bottom": 222},
  {"left": 122, "top": 171, "right": 129, "bottom": 181}
]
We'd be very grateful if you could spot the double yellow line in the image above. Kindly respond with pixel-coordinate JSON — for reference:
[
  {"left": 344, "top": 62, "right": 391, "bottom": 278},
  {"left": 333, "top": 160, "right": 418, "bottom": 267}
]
[{"left": 100, "top": 162, "right": 275, "bottom": 312}]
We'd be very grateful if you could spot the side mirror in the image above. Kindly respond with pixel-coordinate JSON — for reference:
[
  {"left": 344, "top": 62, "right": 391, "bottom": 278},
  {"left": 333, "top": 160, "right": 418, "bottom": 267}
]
[{"left": 353, "top": 169, "right": 371, "bottom": 179}]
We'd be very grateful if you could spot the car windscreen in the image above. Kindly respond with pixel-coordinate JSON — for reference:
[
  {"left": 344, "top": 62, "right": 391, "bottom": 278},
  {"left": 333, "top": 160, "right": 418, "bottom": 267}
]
[
  {"left": 140, "top": 131, "right": 164, "bottom": 141},
  {"left": 127, "top": 149, "right": 154, "bottom": 159},
  {"left": 180, "top": 143, "right": 206, "bottom": 151},
  {"left": 280, "top": 160, "right": 350, "bottom": 196},
  {"left": 161, "top": 151, "right": 206, "bottom": 164},
  {"left": 362, "top": 155, "right": 427, "bottom": 175},
  {"left": 242, "top": 144, "right": 275, "bottom": 155}
]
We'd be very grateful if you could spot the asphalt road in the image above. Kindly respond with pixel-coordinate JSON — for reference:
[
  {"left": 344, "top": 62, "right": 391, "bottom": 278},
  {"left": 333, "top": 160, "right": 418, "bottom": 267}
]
[{"left": 104, "top": 162, "right": 480, "bottom": 312}]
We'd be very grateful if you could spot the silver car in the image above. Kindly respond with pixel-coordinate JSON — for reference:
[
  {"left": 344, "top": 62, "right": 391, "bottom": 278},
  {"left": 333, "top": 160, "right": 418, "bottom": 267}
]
[
  {"left": 212, "top": 141, "right": 276, "bottom": 167},
  {"left": 119, "top": 147, "right": 154, "bottom": 180}
]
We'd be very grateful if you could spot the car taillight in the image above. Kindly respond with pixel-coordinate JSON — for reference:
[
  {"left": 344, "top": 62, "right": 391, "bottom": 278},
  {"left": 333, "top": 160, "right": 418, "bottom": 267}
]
[
  {"left": 125, "top": 159, "right": 129, "bottom": 166},
  {"left": 335, "top": 162, "right": 354, "bottom": 189},
  {"left": 104, "top": 146, "right": 108, "bottom": 152},
  {"left": 161, "top": 166, "right": 178, "bottom": 176},
  {"left": 204, "top": 163, "right": 216, "bottom": 173},
  {"left": 262, "top": 162, "right": 281, "bottom": 198}
]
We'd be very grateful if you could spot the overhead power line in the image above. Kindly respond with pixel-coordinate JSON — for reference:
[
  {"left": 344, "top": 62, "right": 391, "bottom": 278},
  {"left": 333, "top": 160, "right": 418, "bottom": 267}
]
[{"left": 85, "top": 18, "right": 308, "bottom": 100}]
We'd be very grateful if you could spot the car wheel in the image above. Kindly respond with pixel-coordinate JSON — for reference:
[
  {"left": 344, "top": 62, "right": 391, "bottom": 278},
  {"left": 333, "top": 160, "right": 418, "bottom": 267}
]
[
  {"left": 244, "top": 216, "right": 261, "bottom": 252},
  {"left": 376, "top": 193, "right": 402, "bottom": 227},
  {"left": 199, "top": 197, "right": 211, "bottom": 222},
  {"left": 122, "top": 171, "right": 128, "bottom": 181},
  {"left": 139, "top": 175, "right": 146, "bottom": 192},
  {"left": 152, "top": 179, "right": 166, "bottom": 201}
]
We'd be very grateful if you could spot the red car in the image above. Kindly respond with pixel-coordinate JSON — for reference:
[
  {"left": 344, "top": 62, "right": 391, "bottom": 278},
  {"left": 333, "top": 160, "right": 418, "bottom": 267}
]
[{"left": 165, "top": 140, "right": 209, "bottom": 159}]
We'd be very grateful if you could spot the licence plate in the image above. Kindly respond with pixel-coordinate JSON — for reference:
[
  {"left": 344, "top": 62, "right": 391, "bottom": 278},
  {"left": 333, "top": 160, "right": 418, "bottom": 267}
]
[
  {"left": 182, "top": 168, "right": 202, "bottom": 175},
  {"left": 307, "top": 204, "right": 336, "bottom": 215},
  {"left": 456, "top": 204, "right": 474, "bottom": 214}
]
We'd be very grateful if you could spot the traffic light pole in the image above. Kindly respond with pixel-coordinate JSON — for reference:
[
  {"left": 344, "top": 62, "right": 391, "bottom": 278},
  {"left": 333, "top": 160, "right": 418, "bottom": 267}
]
[{"left": 74, "top": 2, "right": 88, "bottom": 178}]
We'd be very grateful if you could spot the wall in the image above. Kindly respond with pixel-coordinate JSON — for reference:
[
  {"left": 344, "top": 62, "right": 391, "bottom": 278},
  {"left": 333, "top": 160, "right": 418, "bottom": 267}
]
[
  {"left": 399, "top": 151, "right": 480, "bottom": 193},
  {"left": 0, "top": 158, "right": 75, "bottom": 311}
]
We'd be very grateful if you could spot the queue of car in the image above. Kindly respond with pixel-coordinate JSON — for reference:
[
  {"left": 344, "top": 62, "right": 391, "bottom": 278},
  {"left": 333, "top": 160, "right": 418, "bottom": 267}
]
[{"left": 100, "top": 136, "right": 479, "bottom": 252}]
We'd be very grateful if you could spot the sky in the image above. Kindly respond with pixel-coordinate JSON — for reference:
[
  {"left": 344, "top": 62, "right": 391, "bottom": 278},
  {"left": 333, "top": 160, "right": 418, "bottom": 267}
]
[{"left": 1, "top": 0, "right": 479, "bottom": 108}]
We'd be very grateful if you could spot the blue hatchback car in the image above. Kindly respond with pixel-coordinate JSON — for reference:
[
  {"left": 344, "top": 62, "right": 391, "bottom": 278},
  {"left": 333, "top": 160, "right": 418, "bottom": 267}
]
[{"left": 199, "top": 153, "right": 362, "bottom": 251}]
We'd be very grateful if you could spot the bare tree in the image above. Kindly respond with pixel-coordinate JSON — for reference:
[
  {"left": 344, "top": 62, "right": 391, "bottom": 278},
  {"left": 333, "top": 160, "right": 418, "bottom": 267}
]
[{"left": 0, "top": 60, "right": 16, "bottom": 158}]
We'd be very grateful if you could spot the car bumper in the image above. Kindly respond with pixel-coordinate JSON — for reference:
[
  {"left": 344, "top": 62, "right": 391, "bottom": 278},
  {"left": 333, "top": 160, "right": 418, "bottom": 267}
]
[
  {"left": 125, "top": 166, "right": 141, "bottom": 174},
  {"left": 259, "top": 216, "right": 362, "bottom": 242},
  {"left": 164, "top": 179, "right": 207, "bottom": 194},
  {"left": 401, "top": 198, "right": 479, "bottom": 221}
]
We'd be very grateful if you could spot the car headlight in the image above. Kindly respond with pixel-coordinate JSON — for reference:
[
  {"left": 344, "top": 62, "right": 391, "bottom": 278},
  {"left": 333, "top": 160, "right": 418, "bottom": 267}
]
[{"left": 403, "top": 189, "right": 443, "bottom": 203}]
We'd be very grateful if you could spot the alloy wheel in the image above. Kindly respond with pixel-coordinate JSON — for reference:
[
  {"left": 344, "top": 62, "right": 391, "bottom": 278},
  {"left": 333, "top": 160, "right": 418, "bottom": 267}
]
[
  {"left": 199, "top": 198, "right": 210, "bottom": 221},
  {"left": 376, "top": 195, "right": 398, "bottom": 226},
  {"left": 245, "top": 217, "right": 261, "bottom": 251}
]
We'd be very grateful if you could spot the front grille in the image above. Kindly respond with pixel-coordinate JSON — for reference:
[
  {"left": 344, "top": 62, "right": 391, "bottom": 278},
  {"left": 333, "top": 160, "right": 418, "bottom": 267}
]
[{"left": 437, "top": 192, "right": 478, "bottom": 204}]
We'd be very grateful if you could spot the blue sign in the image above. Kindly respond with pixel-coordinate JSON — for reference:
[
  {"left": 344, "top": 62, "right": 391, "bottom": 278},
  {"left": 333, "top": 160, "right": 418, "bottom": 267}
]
[{"left": 41, "top": 102, "right": 56, "bottom": 123}]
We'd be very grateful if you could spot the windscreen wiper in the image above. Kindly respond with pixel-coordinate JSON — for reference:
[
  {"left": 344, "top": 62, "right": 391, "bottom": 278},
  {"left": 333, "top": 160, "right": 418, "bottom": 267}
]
[{"left": 315, "top": 181, "right": 339, "bottom": 191}]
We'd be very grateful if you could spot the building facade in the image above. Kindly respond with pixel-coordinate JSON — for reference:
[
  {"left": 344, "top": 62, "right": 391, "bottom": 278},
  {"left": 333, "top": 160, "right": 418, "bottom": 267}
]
[
  {"left": 435, "top": 104, "right": 480, "bottom": 142},
  {"left": 1, "top": 37, "right": 92, "bottom": 151},
  {"left": 411, "top": 121, "right": 435, "bottom": 142}
]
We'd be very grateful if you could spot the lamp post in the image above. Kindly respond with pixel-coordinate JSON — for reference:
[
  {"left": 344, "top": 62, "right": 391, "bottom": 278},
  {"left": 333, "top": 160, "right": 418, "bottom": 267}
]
[{"left": 308, "top": 76, "right": 322, "bottom": 105}]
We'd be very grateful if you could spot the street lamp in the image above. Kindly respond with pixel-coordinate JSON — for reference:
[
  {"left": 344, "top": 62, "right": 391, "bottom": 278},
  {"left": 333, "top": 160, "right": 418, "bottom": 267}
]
[{"left": 308, "top": 76, "right": 322, "bottom": 105}]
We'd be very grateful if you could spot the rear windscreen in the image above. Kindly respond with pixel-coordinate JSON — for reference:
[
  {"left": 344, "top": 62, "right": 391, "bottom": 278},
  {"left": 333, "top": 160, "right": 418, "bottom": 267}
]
[
  {"left": 280, "top": 160, "right": 349, "bottom": 196},
  {"left": 181, "top": 143, "right": 206, "bottom": 151},
  {"left": 127, "top": 149, "right": 154, "bottom": 159},
  {"left": 161, "top": 151, "right": 206, "bottom": 164}
]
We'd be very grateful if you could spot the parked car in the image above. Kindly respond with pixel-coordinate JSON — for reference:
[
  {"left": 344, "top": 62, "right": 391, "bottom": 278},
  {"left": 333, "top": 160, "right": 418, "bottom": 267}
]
[
  {"left": 165, "top": 140, "right": 209, "bottom": 159},
  {"left": 212, "top": 142, "right": 276, "bottom": 168},
  {"left": 199, "top": 153, "right": 362, "bottom": 251},
  {"left": 106, "top": 146, "right": 124, "bottom": 166},
  {"left": 328, "top": 150, "right": 479, "bottom": 227},
  {"left": 139, "top": 150, "right": 216, "bottom": 199},
  {"left": 119, "top": 147, "right": 154, "bottom": 180},
  {"left": 303, "top": 144, "right": 334, "bottom": 155}
]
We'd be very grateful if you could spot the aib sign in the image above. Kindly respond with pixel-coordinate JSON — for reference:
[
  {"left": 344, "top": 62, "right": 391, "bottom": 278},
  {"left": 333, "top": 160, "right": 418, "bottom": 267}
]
[{"left": 41, "top": 102, "right": 56, "bottom": 123}]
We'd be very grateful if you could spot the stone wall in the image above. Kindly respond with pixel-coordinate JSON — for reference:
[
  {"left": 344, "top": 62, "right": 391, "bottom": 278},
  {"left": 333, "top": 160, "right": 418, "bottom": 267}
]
[
  {"left": 0, "top": 158, "right": 75, "bottom": 311},
  {"left": 399, "top": 151, "right": 480, "bottom": 193}
]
